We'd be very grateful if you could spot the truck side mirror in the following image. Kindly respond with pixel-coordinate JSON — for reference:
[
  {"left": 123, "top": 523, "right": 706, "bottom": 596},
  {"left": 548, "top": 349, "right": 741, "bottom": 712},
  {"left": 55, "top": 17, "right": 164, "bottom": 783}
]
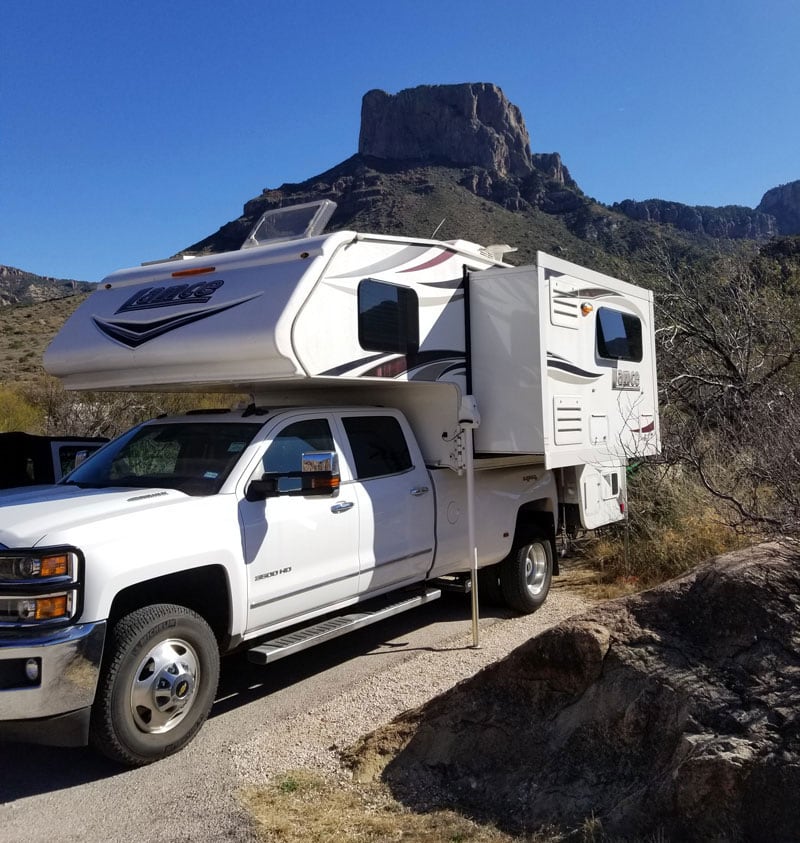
[
  {"left": 300, "top": 451, "right": 340, "bottom": 497},
  {"left": 244, "top": 451, "right": 340, "bottom": 501},
  {"left": 244, "top": 474, "right": 279, "bottom": 502}
]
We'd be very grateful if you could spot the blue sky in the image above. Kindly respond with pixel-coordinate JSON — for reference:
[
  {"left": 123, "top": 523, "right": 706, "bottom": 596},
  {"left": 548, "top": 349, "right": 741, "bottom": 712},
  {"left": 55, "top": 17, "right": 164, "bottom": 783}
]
[{"left": 3, "top": 0, "right": 799, "bottom": 282}]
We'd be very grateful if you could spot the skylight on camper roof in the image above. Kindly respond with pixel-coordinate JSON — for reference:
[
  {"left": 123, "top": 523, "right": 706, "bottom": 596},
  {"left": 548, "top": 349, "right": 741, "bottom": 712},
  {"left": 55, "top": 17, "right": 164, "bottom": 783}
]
[{"left": 241, "top": 200, "right": 337, "bottom": 249}]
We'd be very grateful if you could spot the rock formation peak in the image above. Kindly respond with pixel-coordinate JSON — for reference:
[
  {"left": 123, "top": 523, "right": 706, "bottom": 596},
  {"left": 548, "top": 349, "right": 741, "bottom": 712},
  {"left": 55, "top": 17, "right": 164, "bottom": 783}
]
[{"left": 359, "top": 83, "right": 534, "bottom": 179}]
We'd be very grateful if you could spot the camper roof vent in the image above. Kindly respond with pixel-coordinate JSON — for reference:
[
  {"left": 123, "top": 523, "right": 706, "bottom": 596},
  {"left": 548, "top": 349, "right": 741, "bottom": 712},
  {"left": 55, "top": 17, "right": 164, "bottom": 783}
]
[
  {"left": 482, "top": 244, "right": 517, "bottom": 263},
  {"left": 241, "top": 200, "right": 337, "bottom": 249}
]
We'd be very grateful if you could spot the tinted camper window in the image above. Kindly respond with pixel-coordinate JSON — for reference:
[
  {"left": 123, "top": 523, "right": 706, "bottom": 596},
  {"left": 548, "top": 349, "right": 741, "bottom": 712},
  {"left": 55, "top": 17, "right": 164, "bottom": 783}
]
[
  {"left": 358, "top": 279, "right": 419, "bottom": 355},
  {"left": 596, "top": 308, "right": 643, "bottom": 362}
]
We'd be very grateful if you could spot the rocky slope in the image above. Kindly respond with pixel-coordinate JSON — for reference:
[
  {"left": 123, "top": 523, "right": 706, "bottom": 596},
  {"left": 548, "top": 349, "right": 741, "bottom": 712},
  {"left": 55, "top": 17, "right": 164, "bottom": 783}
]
[
  {"left": 344, "top": 542, "right": 800, "bottom": 842},
  {"left": 0, "top": 265, "right": 93, "bottom": 307}
]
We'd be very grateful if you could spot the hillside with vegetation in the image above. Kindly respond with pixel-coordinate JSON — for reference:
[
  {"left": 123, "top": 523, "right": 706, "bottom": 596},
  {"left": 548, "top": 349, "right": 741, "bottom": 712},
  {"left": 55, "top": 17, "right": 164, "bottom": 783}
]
[{"left": 0, "top": 265, "right": 93, "bottom": 306}]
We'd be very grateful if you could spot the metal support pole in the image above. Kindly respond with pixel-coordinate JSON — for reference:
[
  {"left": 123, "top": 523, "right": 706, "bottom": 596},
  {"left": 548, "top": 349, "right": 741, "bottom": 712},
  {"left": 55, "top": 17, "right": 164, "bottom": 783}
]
[{"left": 465, "top": 425, "right": 480, "bottom": 648}]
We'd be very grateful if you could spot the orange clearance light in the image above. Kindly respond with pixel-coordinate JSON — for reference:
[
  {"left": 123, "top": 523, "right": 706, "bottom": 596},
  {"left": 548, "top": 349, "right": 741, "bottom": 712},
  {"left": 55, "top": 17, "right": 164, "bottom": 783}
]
[
  {"left": 35, "top": 595, "right": 69, "bottom": 621},
  {"left": 581, "top": 302, "right": 594, "bottom": 316},
  {"left": 40, "top": 554, "right": 69, "bottom": 578},
  {"left": 171, "top": 265, "right": 216, "bottom": 278}
]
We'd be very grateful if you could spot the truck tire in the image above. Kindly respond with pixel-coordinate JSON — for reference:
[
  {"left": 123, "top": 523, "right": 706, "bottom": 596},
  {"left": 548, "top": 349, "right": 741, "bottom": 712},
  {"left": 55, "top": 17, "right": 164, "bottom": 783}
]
[
  {"left": 90, "top": 603, "right": 220, "bottom": 766},
  {"left": 499, "top": 535, "right": 553, "bottom": 614}
]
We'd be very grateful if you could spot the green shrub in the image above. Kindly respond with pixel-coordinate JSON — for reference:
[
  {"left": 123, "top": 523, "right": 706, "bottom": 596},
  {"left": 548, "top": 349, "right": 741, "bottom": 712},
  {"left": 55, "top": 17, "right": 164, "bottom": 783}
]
[{"left": 0, "top": 385, "right": 42, "bottom": 433}]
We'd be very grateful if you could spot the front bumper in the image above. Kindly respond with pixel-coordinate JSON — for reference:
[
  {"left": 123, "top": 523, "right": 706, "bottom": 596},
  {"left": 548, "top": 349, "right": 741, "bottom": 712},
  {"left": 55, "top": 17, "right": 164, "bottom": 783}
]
[{"left": 0, "top": 620, "right": 106, "bottom": 746}]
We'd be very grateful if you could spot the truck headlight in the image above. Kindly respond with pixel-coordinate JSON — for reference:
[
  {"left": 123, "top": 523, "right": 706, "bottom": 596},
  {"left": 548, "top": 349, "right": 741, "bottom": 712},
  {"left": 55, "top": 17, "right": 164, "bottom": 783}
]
[
  {"left": 0, "top": 552, "right": 74, "bottom": 582},
  {"left": 0, "top": 547, "right": 83, "bottom": 627},
  {"left": 16, "top": 594, "right": 73, "bottom": 622}
]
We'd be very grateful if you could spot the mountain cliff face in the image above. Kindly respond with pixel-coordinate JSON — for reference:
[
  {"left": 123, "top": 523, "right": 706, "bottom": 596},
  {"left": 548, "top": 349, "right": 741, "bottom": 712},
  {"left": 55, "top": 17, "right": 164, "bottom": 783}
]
[
  {"left": 186, "top": 83, "right": 589, "bottom": 258},
  {"left": 612, "top": 199, "right": 778, "bottom": 239},
  {"left": 185, "top": 82, "right": 798, "bottom": 258},
  {"left": 359, "top": 83, "right": 535, "bottom": 179},
  {"left": 757, "top": 181, "right": 800, "bottom": 235},
  {"left": 604, "top": 182, "right": 800, "bottom": 240}
]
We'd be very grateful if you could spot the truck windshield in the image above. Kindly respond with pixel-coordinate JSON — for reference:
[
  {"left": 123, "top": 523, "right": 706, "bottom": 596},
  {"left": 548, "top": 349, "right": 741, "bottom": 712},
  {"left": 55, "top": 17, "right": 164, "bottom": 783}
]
[{"left": 63, "top": 422, "right": 263, "bottom": 496}]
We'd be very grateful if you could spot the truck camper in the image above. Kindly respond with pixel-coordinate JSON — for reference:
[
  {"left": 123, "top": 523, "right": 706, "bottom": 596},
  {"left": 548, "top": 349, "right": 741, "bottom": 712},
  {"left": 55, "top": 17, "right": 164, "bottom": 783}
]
[{"left": 0, "top": 201, "right": 659, "bottom": 765}]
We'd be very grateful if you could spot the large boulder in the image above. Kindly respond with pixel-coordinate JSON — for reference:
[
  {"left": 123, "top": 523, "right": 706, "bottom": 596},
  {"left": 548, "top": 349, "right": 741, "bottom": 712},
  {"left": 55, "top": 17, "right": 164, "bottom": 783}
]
[{"left": 344, "top": 543, "right": 800, "bottom": 841}]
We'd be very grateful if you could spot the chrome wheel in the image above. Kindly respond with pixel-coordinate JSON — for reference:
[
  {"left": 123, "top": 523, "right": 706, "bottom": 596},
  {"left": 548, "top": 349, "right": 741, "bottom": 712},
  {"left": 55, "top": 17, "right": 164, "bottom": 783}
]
[
  {"left": 523, "top": 543, "right": 549, "bottom": 598},
  {"left": 499, "top": 534, "right": 553, "bottom": 614},
  {"left": 130, "top": 638, "right": 200, "bottom": 734}
]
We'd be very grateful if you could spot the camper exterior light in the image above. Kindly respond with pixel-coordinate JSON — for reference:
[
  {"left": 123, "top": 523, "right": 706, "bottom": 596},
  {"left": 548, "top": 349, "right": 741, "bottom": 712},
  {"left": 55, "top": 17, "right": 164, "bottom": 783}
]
[
  {"left": 172, "top": 265, "right": 216, "bottom": 278},
  {"left": 581, "top": 302, "right": 594, "bottom": 315}
]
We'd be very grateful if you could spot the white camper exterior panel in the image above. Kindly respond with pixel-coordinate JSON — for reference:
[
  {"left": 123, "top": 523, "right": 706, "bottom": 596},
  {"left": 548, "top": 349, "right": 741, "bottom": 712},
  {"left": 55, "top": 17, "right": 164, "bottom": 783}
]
[
  {"left": 469, "top": 266, "right": 545, "bottom": 455},
  {"left": 467, "top": 254, "right": 659, "bottom": 470},
  {"left": 540, "top": 252, "right": 660, "bottom": 469},
  {"left": 44, "top": 234, "right": 356, "bottom": 391},
  {"left": 292, "top": 233, "right": 496, "bottom": 384}
]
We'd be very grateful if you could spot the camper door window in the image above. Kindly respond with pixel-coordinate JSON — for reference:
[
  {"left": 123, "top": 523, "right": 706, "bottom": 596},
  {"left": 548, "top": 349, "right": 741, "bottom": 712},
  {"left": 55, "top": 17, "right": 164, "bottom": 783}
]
[
  {"left": 357, "top": 279, "right": 419, "bottom": 355},
  {"left": 596, "top": 308, "right": 643, "bottom": 363}
]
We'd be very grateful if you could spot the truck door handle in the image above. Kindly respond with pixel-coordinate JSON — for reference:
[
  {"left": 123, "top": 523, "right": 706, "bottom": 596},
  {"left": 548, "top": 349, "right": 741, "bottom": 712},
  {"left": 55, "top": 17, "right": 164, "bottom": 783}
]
[
  {"left": 331, "top": 501, "right": 354, "bottom": 513},
  {"left": 410, "top": 486, "right": 430, "bottom": 496}
]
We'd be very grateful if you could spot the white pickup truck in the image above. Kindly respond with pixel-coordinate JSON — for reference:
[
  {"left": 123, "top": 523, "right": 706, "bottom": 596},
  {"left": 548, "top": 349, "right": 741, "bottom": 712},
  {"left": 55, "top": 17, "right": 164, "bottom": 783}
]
[
  {"left": 0, "top": 403, "right": 559, "bottom": 765},
  {"left": 0, "top": 202, "right": 659, "bottom": 765}
]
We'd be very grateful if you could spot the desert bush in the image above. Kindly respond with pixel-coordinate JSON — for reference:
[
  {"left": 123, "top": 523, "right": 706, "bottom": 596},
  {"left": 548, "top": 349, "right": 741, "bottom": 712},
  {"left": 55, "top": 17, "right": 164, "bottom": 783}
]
[
  {"left": 0, "top": 385, "right": 43, "bottom": 432},
  {"left": 583, "top": 460, "right": 744, "bottom": 587},
  {"left": 21, "top": 377, "right": 246, "bottom": 439},
  {"left": 652, "top": 246, "right": 800, "bottom": 534}
]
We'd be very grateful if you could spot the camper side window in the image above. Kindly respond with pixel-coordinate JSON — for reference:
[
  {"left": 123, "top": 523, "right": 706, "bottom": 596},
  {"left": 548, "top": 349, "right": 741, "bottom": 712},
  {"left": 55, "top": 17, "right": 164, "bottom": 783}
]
[
  {"left": 358, "top": 279, "right": 419, "bottom": 355},
  {"left": 596, "top": 308, "right": 643, "bottom": 362},
  {"left": 342, "top": 416, "right": 412, "bottom": 480}
]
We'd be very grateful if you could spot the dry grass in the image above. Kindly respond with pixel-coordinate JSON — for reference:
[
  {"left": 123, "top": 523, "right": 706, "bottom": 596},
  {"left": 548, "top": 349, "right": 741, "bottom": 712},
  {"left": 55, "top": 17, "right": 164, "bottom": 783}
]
[
  {"left": 242, "top": 771, "right": 671, "bottom": 843},
  {"left": 242, "top": 770, "right": 555, "bottom": 843},
  {"left": 574, "top": 463, "right": 747, "bottom": 594},
  {"left": 0, "top": 294, "right": 87, "bottom": 384}
]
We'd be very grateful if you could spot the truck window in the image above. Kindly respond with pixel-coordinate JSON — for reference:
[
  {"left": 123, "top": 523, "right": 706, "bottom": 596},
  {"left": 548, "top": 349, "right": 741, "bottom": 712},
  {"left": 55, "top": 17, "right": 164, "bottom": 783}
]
[
  {"left": 358, "top": 279, "right": 419, "bottom": 355},
  {"left": 64, "top": 422, "right": 263, "bottom": 495},
  {"left": 263, "top": 419, "right": 334, "bottom": 474},
  {"left": 342, "top": 416, "right": 412, "bottom": 479},
  {"left": 596, "top": 307, "right": 643, "bottom": 362}
]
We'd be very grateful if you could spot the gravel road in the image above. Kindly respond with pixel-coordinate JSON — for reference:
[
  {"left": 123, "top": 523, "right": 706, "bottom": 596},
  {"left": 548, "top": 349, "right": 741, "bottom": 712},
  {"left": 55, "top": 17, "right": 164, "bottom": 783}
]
[{"left": 1, "top": 579, "right": 589, "bottom": 843}]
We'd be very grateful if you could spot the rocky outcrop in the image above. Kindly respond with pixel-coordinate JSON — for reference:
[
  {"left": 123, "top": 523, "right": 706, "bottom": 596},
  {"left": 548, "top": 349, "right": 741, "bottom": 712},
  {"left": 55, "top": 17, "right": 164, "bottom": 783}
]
[
  {"left": 359, "top": 83, "right": 534, "bottom": 179},
  {"left": 613, "top": 198, "right": 778, "bottom": 239},
  {"left": 344, "top": 543, "right": 800, "bottom": 842},
  {"left": 757, "top": 180, "right": 800, "bottom": 235},
  {"left": 0, "top": 265, "right": 92, "bottom": 307}
]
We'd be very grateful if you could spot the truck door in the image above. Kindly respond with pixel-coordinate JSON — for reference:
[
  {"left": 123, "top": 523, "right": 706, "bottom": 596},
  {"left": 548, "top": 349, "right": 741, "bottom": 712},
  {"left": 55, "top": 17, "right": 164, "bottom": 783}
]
[
  {"left": 336, "top": 412, "right": 435, "bottom": 594},
  {"left": 239, "top": 415, "right": 361, "bottom": 633}
]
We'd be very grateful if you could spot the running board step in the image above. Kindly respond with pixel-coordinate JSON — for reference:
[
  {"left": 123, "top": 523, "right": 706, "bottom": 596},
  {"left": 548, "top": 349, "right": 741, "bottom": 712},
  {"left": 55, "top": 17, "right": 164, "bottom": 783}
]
[{"left": 246, "top": 587, "right": 442, "bottom": 665}]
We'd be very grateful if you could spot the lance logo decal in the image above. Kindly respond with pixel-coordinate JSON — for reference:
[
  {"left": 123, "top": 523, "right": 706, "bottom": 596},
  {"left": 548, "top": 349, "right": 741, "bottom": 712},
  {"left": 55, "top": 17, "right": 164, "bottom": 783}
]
[{"left": 92, "top": 280, "right": 262, "bottom": 348}]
